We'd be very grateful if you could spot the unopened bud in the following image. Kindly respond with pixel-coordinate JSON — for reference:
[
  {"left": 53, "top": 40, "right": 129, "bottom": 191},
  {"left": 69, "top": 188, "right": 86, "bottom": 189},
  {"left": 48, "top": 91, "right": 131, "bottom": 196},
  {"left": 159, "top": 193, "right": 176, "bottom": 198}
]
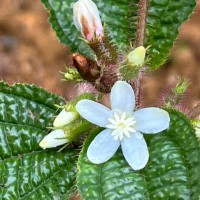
[
  {"left": 53, "top": 109, "right": 78, "bottom": 128},
  {"left": 39, "top": 129, "right": 68, "bottom": 149},
  {"left": 127, "top": 46, "right": 146, "bottom": 67},
  {"left": 172, "top": 78, "right": 189, "bottom": 95},
  {"left": 73, "top": 0, "right": 103, "bottom": 41}
]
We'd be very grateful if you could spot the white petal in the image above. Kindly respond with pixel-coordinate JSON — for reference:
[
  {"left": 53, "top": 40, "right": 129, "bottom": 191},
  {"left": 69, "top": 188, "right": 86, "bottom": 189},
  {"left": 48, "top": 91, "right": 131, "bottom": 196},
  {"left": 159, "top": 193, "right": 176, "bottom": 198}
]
[
  {"left": 53, "top": 109, "right": 77, "bottom": 127},
  {"left": 76, "top": 100, "right": 111, "bottom": 127},
  {"left": 135, "top": 132, "right": 143, "bottom": 139},
  {"left": 110, "top": 81, "right": 135, "bottom": 113},
  {"left": 87, "top": 129, "right": 120, "bottom": 164},
  {"left": 39, "top": 130, "right": 68, "bottom": 149},
  {"left": 121, "top": 132, "right": 149, "bottom": 170},
  {"left": 134, "top": 107, "right": 170, "bottom": 134},
  {"left": 73, "top": 2, "right": 82, "bottom": 31}
]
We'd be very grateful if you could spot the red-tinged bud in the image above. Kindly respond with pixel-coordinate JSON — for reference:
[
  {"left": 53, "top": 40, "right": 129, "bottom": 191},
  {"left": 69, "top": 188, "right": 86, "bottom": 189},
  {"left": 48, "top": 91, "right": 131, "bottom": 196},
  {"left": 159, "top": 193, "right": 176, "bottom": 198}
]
[
  {"left": 72, "top": 53, "right": 100, "bottom": 82},
  {"left": 73, "top": 0, "right": 103, "bottom": 41}
]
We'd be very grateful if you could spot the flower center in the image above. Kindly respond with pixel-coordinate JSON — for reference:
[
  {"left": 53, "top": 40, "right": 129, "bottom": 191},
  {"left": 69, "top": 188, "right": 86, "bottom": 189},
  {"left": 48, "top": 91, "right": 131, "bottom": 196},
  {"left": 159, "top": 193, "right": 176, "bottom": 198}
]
[{"left": 106, "top": 111, "right": 136, "bottom": 141}]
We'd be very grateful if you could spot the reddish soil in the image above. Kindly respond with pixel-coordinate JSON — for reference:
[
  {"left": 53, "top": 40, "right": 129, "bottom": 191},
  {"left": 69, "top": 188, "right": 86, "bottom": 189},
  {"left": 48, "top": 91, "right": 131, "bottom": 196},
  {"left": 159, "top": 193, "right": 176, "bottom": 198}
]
[{"left": 0, "top": 0, "right": 73, "bottom": 99}]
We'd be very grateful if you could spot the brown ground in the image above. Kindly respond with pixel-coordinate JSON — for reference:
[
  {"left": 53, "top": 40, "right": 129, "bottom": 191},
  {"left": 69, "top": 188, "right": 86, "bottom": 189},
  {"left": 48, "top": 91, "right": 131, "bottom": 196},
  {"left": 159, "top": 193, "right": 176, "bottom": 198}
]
[
  {"left": 0, "top": 0, "right": 73, "bottom": 99},
  {"left": 0, "top": 0, "right": 200, "bottom": 199}
]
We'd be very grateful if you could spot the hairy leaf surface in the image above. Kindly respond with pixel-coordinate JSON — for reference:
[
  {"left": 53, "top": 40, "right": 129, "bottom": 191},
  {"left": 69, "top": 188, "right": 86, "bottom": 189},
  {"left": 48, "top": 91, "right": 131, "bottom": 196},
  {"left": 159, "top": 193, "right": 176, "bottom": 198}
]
[
  {"left": 146, "top": 0, "right": 196, "bottom": 68},
  {"left": 0, "top": 82, "right": 77, "bottom": 199}
]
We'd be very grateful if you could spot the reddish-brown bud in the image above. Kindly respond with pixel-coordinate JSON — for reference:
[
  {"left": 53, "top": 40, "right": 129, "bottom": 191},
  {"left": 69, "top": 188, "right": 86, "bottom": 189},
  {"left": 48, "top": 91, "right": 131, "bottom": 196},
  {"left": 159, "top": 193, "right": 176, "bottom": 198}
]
[{"left": 72, "top": 53, "right": 100, "bottom": 82}]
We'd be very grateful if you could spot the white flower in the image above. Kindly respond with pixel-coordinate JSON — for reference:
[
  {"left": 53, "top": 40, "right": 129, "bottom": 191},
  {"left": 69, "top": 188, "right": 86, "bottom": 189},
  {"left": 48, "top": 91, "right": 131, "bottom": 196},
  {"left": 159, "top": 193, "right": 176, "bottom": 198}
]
[
  {"left": 53, "top": 109, "right": 78, "bottom": 127},
  {"left": 39, "top": 129, "right": 68, "bottom": 149},
  {"left": 76, "top": 81, "right": 170, "bottom": 170},
  {"left": 127, "top": 46, "right": 146, "bottom": 66},
  {"left": 73, "top": 0, "right": 103, "bottom": 41}
]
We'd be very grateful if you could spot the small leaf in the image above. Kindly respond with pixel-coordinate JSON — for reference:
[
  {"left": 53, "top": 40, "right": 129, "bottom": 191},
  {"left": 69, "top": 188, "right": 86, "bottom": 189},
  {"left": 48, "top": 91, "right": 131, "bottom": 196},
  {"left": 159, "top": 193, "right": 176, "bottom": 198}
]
[
  {"left": 0, "top": 82, "right": 77, "bottom": 199},
  {"left": 77, "top": 110, "right": 200, "bottom": 199}
]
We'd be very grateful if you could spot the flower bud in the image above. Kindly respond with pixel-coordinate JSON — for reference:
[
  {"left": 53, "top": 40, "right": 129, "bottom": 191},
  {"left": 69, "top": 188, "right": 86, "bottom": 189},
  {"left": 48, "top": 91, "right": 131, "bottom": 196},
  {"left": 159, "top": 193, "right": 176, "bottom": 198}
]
[
  {"left": 73, "top": 0, "right": 103, "bottom": 41},
  {"left": 39, "top": 129, "right": 68, "bottom": 149},
  {"left": 172, "top": 77, "right": 189, "bottom": 95},
  {"left": 53, "top": 109, "right": 78, "bottom": 128},
  {"left": 127, "top": 46, "right": 146, "bottom": 67}
]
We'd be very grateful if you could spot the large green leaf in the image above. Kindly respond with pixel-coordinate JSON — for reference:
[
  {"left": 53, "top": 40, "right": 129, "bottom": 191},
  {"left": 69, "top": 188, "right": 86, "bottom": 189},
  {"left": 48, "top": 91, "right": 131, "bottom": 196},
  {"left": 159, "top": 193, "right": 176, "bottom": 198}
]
[
  {"left": 77, "top": 110, "right": 200, "bottom": 199},
  {"left": 0, "top": 82, "right": 77, "bottom": 199},
  {"left": 41, "top": 0, "right": 195, "bottom": 68},
  {"left": 146, "top": 0, "right": 196, "bottom": 69}
]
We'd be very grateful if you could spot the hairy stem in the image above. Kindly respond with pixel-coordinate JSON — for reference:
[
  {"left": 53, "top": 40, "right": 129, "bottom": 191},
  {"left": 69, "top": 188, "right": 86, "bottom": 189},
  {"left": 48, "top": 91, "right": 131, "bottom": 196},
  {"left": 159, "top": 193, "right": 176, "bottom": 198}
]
[
  {"left": 135, "top": 78, "right": 141, "bottom": 109},
  {"left": 134, "top": 68, "right": 144, "bottom": 109},
  {"left": 135, "top": 0, "right": 149, "bottom": 47},
  {"left": 135, "top": 0, "right": 149, "bottom": 108}
]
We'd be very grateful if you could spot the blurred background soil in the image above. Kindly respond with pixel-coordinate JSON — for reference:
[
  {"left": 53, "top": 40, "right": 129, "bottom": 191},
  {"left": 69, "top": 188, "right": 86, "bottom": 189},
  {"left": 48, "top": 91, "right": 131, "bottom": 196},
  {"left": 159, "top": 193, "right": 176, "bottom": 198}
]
[
  {"left": 0, "top": 0, "right": 200, "bottom": 108},
  {"left": 0, "top": 0, "right": 200, "bottom": 199},
  {"left": 0, "top": 0, "right": 72, "bottom": 98}
]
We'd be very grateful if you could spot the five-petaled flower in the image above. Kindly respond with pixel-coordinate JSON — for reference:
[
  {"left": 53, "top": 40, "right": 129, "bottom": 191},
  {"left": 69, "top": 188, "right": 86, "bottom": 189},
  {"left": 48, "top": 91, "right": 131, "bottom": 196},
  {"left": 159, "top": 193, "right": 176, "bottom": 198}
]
[{"left": 76, "top": 81, "right": 170, "bottom": 170}]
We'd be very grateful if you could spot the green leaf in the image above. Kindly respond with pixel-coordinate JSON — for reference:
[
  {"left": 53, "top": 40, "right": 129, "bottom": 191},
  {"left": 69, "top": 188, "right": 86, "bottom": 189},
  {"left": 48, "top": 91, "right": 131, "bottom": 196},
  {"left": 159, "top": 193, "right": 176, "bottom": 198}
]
[
  {"left": 77, "top": 110, "right": 200, "bottom": 200},
  {"left": 0, "top": 82, "right": 77, "bottom": 199}
]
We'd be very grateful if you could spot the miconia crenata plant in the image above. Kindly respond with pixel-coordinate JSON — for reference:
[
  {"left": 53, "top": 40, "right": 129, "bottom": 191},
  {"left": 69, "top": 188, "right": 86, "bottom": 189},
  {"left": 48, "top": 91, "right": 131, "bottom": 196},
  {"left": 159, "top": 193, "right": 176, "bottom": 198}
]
[{"left": 0, "top": 0, "right": 199, "bottom": 200}]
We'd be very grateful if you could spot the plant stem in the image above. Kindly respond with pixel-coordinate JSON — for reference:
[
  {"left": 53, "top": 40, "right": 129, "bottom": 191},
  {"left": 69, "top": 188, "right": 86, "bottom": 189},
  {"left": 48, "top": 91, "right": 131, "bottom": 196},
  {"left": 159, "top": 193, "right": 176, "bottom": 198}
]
[
  {"left": 135, "top": 68, "right": 146, "bottom": 109},
  {"left": 135, "top": 0, "right": 149, "bottom": 47},
  {"left": 135, "top": 78, "right": 141, "bottom": 109},
  {"left": 135, "top": 0, "right": 149, "bottom": 108}
]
